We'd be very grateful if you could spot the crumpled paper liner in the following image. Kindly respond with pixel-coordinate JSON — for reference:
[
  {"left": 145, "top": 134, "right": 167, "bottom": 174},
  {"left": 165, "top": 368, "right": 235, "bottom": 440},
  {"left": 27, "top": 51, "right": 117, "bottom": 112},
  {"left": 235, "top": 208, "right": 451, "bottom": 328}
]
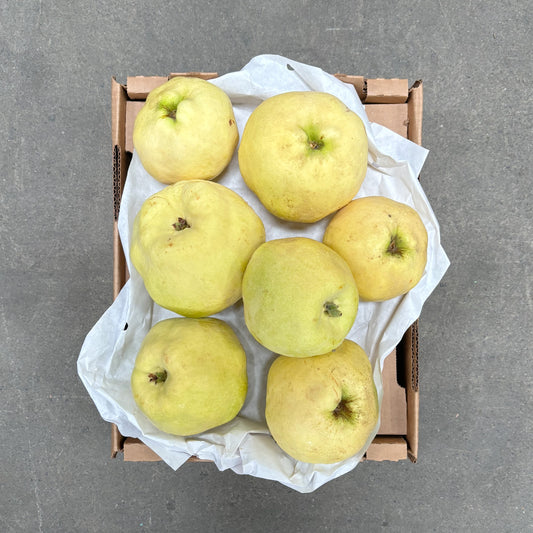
[{"left": 78, "top": 54, "right": 450, "bottom": 492}]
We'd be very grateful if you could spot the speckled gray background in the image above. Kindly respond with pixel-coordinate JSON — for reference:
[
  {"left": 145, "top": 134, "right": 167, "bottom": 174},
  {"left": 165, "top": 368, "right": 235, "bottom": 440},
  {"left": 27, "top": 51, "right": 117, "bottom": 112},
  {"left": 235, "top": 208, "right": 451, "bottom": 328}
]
[{"left": 1, "top": 1, "right": 531, "bottom": 531}]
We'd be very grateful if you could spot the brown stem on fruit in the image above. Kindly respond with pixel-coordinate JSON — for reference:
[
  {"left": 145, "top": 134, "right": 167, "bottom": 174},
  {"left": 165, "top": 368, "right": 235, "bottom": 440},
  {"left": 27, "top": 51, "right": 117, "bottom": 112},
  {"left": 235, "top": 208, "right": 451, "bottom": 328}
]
[
  {"left": 148, "top": 370, "right": 167, "bottom": 384},
  {"left": 332, "top": 397, "right": 353, "bottom": 422},
  {"left": 387, "top": 234, "right": 402, "bottom": 256},
  {"left": 161, "top": 102, "right": 179, "bottom": 120},
  {"left": 172, "top": 217, "right": 190, "bottom": 231},
  {"left": 160, "top": 98, "right": 184, "bottom": 120},
  {"left": 308, "top": 137, "right": 324, "bottom": 150},
  {"left": 324, "top": 301, "right": 342, "bottom": 317}
]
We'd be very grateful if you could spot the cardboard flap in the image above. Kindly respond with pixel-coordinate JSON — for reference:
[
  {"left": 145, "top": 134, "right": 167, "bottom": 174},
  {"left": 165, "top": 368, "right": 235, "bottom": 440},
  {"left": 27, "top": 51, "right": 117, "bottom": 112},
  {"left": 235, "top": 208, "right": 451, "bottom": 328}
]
[
  {"left": 365, "top": 78, "right": 408, "bottom": 103},
  {"left": 169, "top": 72, "right": 218, "bottom": 80},
  {"left": 111, "top": 423, "right": 123, "bottom": 458},
  {"left": 113, "top": 221, "right": 127, "bottom": 300},
  {"left": 111, "top": 78, "right": 127, "bottom": 147},
  {"left": 125, "top": 101, "right": 145, "bottom": 153},
  {"left": 123, "top": 438, "right": 211, "bottom": 463},
  {"left": 127, "top": 73, "right": 219, "bottom": 100},
  {"left": 365, "top": 437, "right": 407, "bottom": 461},
  {"left": 123, "top": 438, "right": 162, "bottom": 461},
  {"left": 378, "top": 349, "right": 407, "bottom": 435},
  {"left": 408, "top": 80, "right": 423, "bottom": 145},
  {"left": 111, "top": 78, "right": 128, "bottom": 225},
  {"left": 126, "top": 76, "right": 169, "bottom": 99},
  {"left": 334, "top": 74, "right": 366, "bottom": 100},
  {"left": 365, "top": 103, "right": 408, "bottom": 138}
]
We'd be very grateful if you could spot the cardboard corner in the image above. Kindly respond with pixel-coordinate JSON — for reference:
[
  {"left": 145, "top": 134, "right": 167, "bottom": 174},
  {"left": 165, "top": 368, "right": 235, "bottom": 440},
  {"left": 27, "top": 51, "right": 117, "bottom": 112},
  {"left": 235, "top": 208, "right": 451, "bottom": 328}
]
[{"left": 126, "top": 76, "right": 169, "bottom": 99}]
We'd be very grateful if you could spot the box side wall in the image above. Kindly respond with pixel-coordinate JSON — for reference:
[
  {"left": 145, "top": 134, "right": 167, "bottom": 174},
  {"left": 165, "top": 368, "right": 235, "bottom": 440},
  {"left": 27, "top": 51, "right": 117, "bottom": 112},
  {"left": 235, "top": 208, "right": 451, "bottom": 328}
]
[
  {"left": 110, "top": 78, "right": 128, "bottom": 457},
  {"left": 404, "top": 80, "right": 423, "bottom": 462},
  {"left": 365, "top": 78, "right": 409, "bottom": 103},
  {"left": 404, "top": 321, "right": 420, "bottom": 462},
  {"left": 111, "top": 78, "right": 129, "bottom": 301}
]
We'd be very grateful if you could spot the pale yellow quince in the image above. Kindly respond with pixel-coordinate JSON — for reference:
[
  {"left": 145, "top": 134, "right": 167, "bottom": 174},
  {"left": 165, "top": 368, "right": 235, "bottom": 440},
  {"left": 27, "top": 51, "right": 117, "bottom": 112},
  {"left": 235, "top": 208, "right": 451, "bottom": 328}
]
[
  {"left": 131, "top": 317, "right": 247, "bottom": 436},
  {"left": 131, "top": 180, "right": 265, "bottom": 317},
  {"left": 238, "top": 91, "right": 368, "bottom": 223},
  {"left": 242, "top": 237, "right": 359, "bottom": 357},
  {"left": 324, "top": 196, "right": 428, "bottom": 301},
  {"left": 133, "top": 76, "right": 238, "bottom": 184},
  {"left": 265, "top": 339, "right": 379, "bottom": 464}
]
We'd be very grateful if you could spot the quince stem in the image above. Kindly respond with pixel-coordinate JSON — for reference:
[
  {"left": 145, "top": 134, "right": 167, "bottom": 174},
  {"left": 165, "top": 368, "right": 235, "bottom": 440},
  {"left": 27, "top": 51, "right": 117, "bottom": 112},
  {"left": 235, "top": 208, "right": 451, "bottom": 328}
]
[
  {"left": 148, "top": 370, "right": 167, "bottom": 384},
  {"left": 387, "top": 232, "right": 404, "bottom": 256},
  {"left": 172, "top": 217, "right": 190, "bottom": 231},
  {"left": 332, "top": 397, "right": 353, "bottom": 422},
  {"left": 324, "top": 301, "right": 342, "bottom": 317}
]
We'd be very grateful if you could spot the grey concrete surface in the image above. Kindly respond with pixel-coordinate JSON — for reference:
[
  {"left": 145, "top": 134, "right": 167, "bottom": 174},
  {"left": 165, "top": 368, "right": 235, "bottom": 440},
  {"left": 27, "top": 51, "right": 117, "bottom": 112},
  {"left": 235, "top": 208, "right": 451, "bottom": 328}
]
[{"left": 1, "top": 1, "right": 531, "bottom": 531}]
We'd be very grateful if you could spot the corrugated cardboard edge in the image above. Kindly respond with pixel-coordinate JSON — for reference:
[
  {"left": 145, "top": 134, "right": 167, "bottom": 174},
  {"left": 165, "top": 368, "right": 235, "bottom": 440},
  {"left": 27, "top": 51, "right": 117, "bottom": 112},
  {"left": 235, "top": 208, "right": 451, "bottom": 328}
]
[
  {"left": 405, "top": 80, "right": 423, "bottom": 463},
  {"left": 109, "top": 74, "right": 423, "bottom": 464},
  {"left": 111, "top": 78, "right": 129, "bottom": 300},
  {"left": 405, "top": 320, "right": 420, "bottom": 462},
  {"left": 111, "top": 77, "right": 128, "bottom": 458}
]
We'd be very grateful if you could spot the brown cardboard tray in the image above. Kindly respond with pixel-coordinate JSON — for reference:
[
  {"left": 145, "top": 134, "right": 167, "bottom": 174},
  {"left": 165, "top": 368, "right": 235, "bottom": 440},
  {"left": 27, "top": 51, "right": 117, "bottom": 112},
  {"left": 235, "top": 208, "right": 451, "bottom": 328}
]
[{"left": 110, "top": 72, "right": 422, "bottom": 464}]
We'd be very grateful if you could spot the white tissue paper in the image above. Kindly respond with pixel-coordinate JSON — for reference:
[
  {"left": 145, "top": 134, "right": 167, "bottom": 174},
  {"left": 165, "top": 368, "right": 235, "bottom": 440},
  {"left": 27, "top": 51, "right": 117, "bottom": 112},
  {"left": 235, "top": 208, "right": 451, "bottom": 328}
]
[{"left": 78, "top": 54, "right": 450, "bottom": 492}]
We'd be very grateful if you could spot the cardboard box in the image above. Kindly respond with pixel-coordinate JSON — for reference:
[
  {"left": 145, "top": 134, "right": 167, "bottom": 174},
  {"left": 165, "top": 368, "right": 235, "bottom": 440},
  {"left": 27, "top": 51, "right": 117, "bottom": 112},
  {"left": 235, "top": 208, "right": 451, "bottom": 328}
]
[{"left": 110, "top": 73, "right": 423, "bottom": 464}]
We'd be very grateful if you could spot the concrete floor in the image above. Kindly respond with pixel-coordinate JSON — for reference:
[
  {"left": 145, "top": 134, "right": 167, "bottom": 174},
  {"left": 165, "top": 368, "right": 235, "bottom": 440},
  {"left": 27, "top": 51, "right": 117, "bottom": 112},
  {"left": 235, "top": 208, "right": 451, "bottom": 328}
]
[{"left": 1, "top": 1, "right": 531, "bottom": 531}]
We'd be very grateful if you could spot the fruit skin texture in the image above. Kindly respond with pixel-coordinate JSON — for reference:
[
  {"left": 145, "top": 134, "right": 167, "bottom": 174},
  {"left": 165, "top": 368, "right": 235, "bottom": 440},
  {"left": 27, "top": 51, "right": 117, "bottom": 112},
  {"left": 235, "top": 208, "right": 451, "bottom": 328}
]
[
  {"left": 133, "top": 76, "right": 239, "bottom": 184},
  {"left": 131, "top": 317, "right": 248, "bottom": 436},
  {"left": 265, "top": 339, "right": 379, "bottom": 464},
  {"left": 130, "top": 180, "right": 265, "bottom": 317},
  {"left": 242, "top": 237, "right": 359, "bottom": 357},
  {"left": 323, "top": 196, "right": 428, "bottom": 301},
  {"left": 238, "top": 91, "right": 368, "bottom": 223}
]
